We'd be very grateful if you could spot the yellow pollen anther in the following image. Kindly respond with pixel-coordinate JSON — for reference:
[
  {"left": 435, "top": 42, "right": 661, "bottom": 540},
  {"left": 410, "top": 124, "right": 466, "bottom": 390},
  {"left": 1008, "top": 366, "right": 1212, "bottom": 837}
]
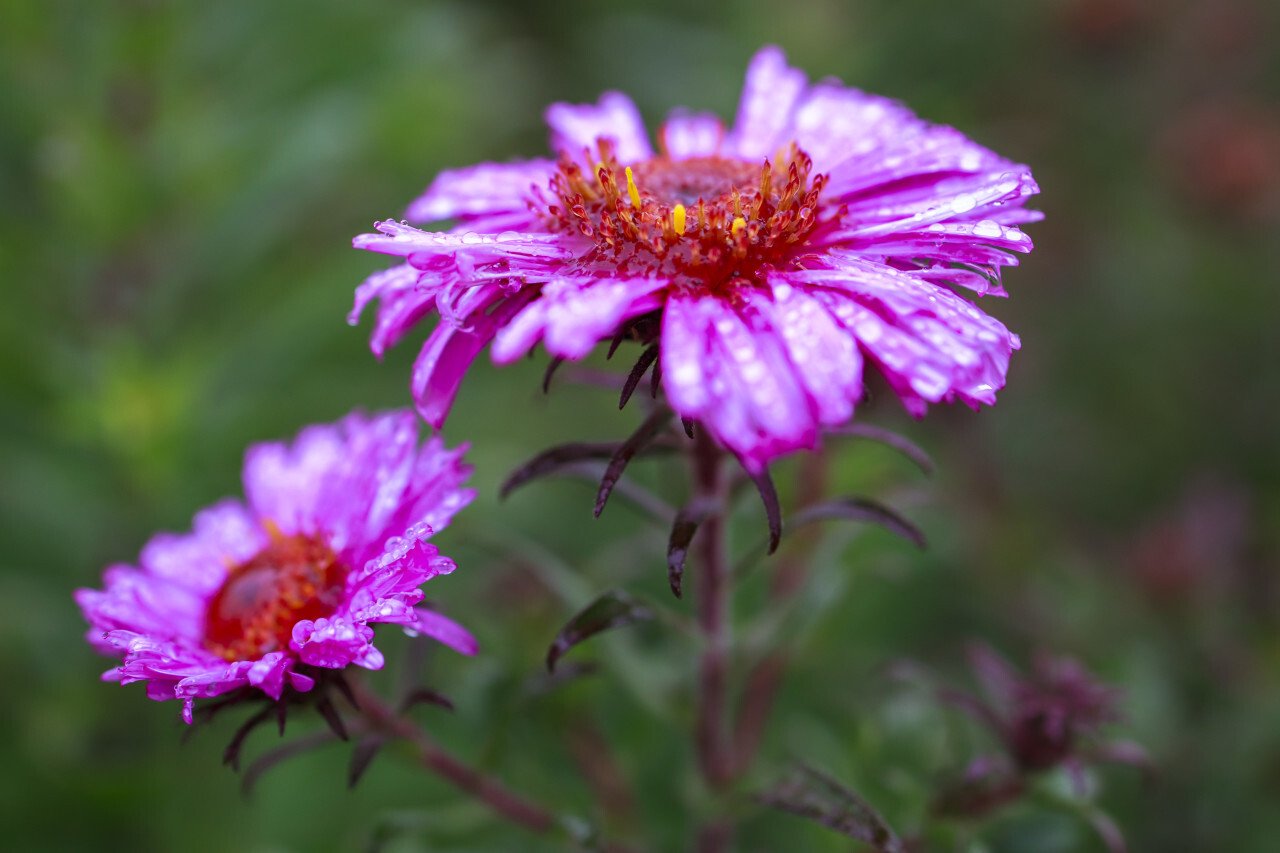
[
  {"left": 731, "top": 217, "right": 746, "bottom": 237},
  {"left": 672, "top": 204, "right": 686, "bottom": 235},
  {"left": 625, "top": 167, "right": 641, "bottom": 210}
]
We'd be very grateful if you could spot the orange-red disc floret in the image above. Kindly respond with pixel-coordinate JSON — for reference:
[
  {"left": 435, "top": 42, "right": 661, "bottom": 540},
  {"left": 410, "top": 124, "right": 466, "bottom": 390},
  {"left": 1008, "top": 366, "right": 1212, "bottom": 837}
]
[
  {"left": 535, "top": 139, "right": 831, "bottom": 293},
  {"left": 204, "top": 527, "right": 347, "bottom": 662}
]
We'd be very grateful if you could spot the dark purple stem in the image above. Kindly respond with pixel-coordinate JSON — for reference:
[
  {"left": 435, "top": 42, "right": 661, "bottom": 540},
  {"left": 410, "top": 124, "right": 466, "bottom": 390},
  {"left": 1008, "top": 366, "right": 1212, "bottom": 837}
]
[
  {"left": 349, "top": 678, "right": 556, "bottom": 834},
  {"left": 733, "top": 449, "right": 829, "bottom": 775},
  {"left": 692, "top": 427, "right": 733, "bottom": 790}
]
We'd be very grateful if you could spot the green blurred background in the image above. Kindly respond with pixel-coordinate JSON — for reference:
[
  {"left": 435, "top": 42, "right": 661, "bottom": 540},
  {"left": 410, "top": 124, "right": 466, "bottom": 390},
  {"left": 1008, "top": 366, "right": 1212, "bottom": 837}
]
[{"left": 2, "top": 0, "right": 1278, "bottom": 850}]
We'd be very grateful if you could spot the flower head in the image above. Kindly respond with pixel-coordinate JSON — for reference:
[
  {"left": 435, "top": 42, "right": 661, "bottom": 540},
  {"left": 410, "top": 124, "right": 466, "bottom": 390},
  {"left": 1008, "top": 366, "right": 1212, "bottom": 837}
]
[
  {"left": 75, "top": 411, "right": 477, "bottom": 723},
  {"left": 959, "top": 643, "right": 1123, "bottom": 772},
  {"left": 934, "top": 644, "right": 1145, "bottom": 850},
  {"left": 352, "top": 47, "right": 1040, "bottom": 469}
]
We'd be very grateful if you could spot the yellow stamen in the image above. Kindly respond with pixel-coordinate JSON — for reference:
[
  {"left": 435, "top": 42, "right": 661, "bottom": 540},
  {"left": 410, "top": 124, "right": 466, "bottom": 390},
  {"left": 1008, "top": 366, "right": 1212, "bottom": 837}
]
[
  {"left": 625, "top": 166, "right": 641, "bottom": 210},
  {"left": 731, "top": 188, "right": 742, "bottom": 218},
  {"left": 731, "top": 217, "right": 746, "bottom": 237},
  {"left": 672, "top": 204, "right": 686, "bottom": 236}
]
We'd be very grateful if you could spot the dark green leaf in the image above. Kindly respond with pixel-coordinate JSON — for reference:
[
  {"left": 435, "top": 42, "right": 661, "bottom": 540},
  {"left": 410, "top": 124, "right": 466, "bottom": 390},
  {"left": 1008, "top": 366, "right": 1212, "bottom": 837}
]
[
  {"left": 222, "top": 705, "right": 274, "bottom": 772},
  {"left": 502, "top": 442, "right": 623, "bottom": 499},
  {"left": 618, "top": 344, "right": 658, "bottom": 409},
  {"left": 831, "top": 424, "right": 935, "bottom": 475},
  {"left": 594, "top": 408, "right": 671, "bottom": 518},
  {"left": 667, "top": 497, "right": 716, "bottom": 599},
  {"left": 315, "top": 696, "right": 349, "bottom": 741},
  {"left": 748, "top": 466, "right": 783, "bottom": 554},
  {"left": 398, "top": 688, "right": 455, "bottom": 714},
  {"left": 546, "top": 590, "right": 654, "bottom": 672},
  {"left": 787, "top": 496, "right": 926, "bottom": 548},
  {"left": 759, "top": 763, "right": 905, "bottom": 852},
  {"left": 240, "top": 730, "right": 338, "bottom": 799},
  {"left": 348, "top": 735, "right": 386, "bottom": 789}
]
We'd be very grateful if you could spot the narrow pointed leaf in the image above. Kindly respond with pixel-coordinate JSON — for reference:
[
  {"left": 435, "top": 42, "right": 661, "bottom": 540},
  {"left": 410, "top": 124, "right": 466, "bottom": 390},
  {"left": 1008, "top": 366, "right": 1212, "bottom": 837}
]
[
  {"left": 241, "top": 730, "right": 338, "bottom": 798},
  {"left": 399, "top": 688, "right": 455, "bottom": 714},
  {"left": 501, "top": 442, "right": 621, "bottom": 499},
  {"left": 748, "top": 467, "right": 783, "bottom": 554},
  {"left": 542, "top": 356, "right": 565, "bottom": 393},
  {"left": 348, "top": 735, "right": 386, "bottom": 789},
  {"left": 832, "top": 424, "right": 935, "bottom": 475},
  {"left": 554, "top": 461, "right": 677, "bottom": 524},
  {"left": 606, "top": 328, "right": 626, "bottom": 359},
  {"left": 546, "top": 590, "right": 654, "bottom": 673},
  {"left": 315, "top": 696, "right": 349, "bottom": 741},
  {"left": 594, "top": 408, "right": 671, "bottom": 518},
  {"left": 759, "top": 763, "right": 905, "bottom": 853},
  {"left": 619, "top": 344, "right": 659, "bottom": 409},
  {"left": 667, "top": 498, "right": 716, "bottom": 599},
  {"left": 222, "top": 705, "right": 274, "bottom": 771},
  {"left": 787, "top": 496, "right": 925, "bottom": 548},
  {"left": 330, "top": 672, "right": 360, "bottom": 710}
]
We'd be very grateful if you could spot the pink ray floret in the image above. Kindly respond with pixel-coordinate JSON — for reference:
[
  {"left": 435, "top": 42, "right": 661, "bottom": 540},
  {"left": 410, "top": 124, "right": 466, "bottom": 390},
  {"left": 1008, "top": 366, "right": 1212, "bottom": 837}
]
[
  {"left": 75, "top": 411, "right": 477, "bottom": 723},
  {"left": 352, "top": 47, "right": 1040, "bottom": 469}
]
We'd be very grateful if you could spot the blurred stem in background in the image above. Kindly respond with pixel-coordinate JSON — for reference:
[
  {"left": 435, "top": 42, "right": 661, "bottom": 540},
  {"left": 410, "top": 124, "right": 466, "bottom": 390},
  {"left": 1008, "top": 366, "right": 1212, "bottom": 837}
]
[{"left": 349, "top": 676, "right": 557, "bottom": 835}]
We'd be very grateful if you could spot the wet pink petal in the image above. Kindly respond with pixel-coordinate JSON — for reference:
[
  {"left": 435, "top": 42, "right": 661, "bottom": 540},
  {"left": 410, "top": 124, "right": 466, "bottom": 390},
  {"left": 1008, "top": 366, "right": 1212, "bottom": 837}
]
[
  {"left": 660, "top": 113, "right": 725, "bottom": 159},
  {"left": 727, "top": 46, "right": 808, "bottom": 159},
  {"left": 407, "top": 160, "right": 556, "bottom": 223},
  {"left": 492, "top": 275, "right": 668, "bottom": 363},
  {"left": 547, "top": 91, "right": 652, "bottom": 164}
]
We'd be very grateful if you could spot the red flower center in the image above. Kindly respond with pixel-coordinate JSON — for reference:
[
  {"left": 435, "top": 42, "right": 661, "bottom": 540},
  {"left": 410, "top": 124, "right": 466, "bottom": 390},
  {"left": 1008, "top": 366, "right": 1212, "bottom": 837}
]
[
  {"left": 204, "top": 528, "right": 347, "bottom": 662},
  {"left": 539, "top": 140, "right": 830, "bottom": 292}
]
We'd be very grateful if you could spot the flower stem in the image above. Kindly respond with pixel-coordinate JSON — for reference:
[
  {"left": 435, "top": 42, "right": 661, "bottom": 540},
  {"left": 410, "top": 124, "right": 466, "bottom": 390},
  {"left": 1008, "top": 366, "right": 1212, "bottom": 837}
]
[
  {"left": 692, "top": 427, "right": 733, "bottom": 790},
  {"left": 349, "top": 678, "right": 556, "bottom": 834},
  {"left": 732, "top": 449, "right": 829, "bottom": 774}
]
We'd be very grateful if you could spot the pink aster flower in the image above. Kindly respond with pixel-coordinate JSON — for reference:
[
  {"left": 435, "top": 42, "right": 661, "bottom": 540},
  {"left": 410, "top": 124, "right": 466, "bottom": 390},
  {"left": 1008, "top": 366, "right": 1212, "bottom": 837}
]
[
  {"left": 352, "top": 47, "right": 1040, "bottom": 469},
  {"left": 75, "top": 410, "right": 477, "bottom": 723}
]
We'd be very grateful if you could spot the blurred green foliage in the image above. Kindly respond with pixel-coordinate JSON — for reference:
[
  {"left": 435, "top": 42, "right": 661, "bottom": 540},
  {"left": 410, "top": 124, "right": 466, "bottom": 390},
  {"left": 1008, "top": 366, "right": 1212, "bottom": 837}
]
[{"left": 2, "top": 0, "right": 1279, "bottom": 851}]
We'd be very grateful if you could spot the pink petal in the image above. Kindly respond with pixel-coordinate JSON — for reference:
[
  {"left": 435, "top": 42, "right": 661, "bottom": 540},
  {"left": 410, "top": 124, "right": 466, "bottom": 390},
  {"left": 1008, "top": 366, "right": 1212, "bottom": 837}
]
[
  {"left": 348, "top": 263, "right": 439, "bottom": 359},
  {"left": 406, "top": 159, "right": 556, "bottom": 223},
  {"left": 727, "top": 46, "right": 807, "bottom": 160},
  {"left": 546, "top": 91, "right": 652, "bottom": 164},
  {"left": 492, "top": 275, "right": 667, "bottom": 363},
  {"left": 659, "top": 291, "right": 817, "bottom": 469},
  {"left": 405, "top": 607, "right": 479, "bottom": 656},
  {"left": 659, "top": 112, "right": 725, "bottom": 159},
  {"left": 761, "top": 276, "right": 864, "bottom": 426},
  {"left": 411, "top": 286, "right": 535, "bottom": 428}
]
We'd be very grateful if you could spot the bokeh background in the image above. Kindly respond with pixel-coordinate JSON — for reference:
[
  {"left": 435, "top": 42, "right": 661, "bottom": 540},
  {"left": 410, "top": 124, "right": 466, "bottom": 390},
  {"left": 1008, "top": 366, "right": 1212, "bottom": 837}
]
[{"left": 2, "top": 0, "right": 1279, "bottom": 850}]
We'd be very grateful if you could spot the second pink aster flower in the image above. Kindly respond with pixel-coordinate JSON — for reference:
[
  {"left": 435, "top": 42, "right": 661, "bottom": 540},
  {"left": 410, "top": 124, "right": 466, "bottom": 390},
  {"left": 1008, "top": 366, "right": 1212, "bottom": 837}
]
[
  {"left": 75, "top": 410, "right": 477, "bottom": 723},
  {"left": 352, "top": 47, "right": 1040, "bottom": 469}
]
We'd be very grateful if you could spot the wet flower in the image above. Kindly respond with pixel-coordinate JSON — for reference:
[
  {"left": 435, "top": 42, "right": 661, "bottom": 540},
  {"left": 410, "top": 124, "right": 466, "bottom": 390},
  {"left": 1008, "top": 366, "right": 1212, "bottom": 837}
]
[
  {"left": 352, "top": 47, "right": 1039, "bottom": 469},
  {"left": 75, "top": 411, "right": 477, "bottom": 723}
]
